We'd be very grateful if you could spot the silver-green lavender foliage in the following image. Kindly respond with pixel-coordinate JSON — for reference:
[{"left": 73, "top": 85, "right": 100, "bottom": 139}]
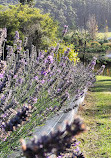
[{"left": 0, "top": 31, "right": 105, "bottom": 134}]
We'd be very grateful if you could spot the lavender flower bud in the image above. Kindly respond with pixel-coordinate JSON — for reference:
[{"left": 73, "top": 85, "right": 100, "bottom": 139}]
[
  {"left": 64, "top": 48, "right": 70, "bottom": 55},
  {"left": 0, "top": 73, "right": 4, "bottom": 79},
  {"left": 96, "top": 65, "right": 105, "bottom": 75},
  {"left": 87, "top": 57, "right": 97, "bottom": 70},
  {"left": 21, "top": 118, "right": 86, "bottom": 158},
  {"left": 14, "top": 31, "right": 19, "bottom": 43},
  {"left": 62, "top": 25, "right": 68, "bottom": 36}
]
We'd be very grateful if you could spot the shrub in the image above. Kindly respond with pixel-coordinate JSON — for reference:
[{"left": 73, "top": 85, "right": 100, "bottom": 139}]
[
  {"left": 0, "top": 4, "right": 58, "bottom": 50},
  {"left": 21, "top": 117, "right": 86, "bottom": 158},
  {"left": 90, "top": 41, "right": 101, "bottom": 47},
  {"left": 0, "top": 29, "right": 105, "bottom": 158},
  {"left": 53, "top": 42, "right": 79, "bottom": 63},
  {"left": 0, "top": 31, "right": 97, "bottom": 135}
]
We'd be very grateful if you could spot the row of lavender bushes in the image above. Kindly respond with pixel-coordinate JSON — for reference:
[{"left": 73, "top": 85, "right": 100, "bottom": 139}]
[{"left": 0, "top": 26, "right": 105, "bottom": 158}]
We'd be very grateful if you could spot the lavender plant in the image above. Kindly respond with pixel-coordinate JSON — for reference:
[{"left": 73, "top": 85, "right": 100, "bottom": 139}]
[
  {"left": 0, "top": 28, "right": 105, "bottom": 157},
  {"left": 0, "top": 33, "right": 103, "bottom": 134},
  {"left": 0, "top": 28, "right": 7, "bottom": 60},
  {"left": 20, "top": 117, "right": 86, "bottom": 158}
]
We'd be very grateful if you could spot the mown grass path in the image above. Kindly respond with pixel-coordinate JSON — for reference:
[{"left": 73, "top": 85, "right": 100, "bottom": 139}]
[{"left": 78, "top": 76, "right": 111, "bottom": 158}]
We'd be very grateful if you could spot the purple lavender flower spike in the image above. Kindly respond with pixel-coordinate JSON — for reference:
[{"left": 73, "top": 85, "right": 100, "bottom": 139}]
[
  {"left": 96, "top": 65, "right": 105, "bottom": 75},
  {"left": 17, "top": 40, "right": 22, "bottom": 52},
  {"left": 41, "top": 70, "right": 47, "bottom": 76},
  {"left": 6, "top": 46, "right": 13, "bottom": 54},
  {"left": 62, "top": 25, "right": 68, "bottom": 36},
  {"left": 41, "top": 80, "right": 45, "bottom": 84},
  {"left": 34, "top": 76, "right": 38, "bottom": 81},
  {"left": 14, "top": 75, "right": 17, "bottom": 79},
  {"left": 14, "top": 31, "right": 19, "bottom": 42},
  {"left": 87, "top": 57, "right": 97, "bottom": 70},
  {"left": 64, "top": 48, "right": 71, "bottom": 55},
  {"left": 32, "top": 98, "right": 38, "bottom": 104},
  {"left": 21, "top": 118, "right": 86, "bottom": 158},
  {"left": 18, "top": 78, "right": 23, "bottom": 84},
  {"left": 0, "top": 73, "right": 4, "bottom": 79},
  {"left": 73, "top": 141, "right": 81, "bottom": 146},
  {"left": 47, "top": 55, "right": 53, "bottom": 64},
  {"left": 75, "top": 146, "right": 80, "bottom": 153},
  {"left": 3, "top": 137, "right": 7, "bottom": 142}
]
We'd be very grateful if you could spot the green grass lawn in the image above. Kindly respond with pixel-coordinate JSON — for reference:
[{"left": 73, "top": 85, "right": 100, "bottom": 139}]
[
  {"left": 97, "top": 32, "right": 111, "bottom": 40},
  {"left": 78, "top": 75, "right": 111, "bottom": 158}
]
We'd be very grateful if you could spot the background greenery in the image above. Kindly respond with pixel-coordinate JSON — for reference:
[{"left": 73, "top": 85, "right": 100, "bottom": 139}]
[
  {"left": 1, "top": 0, "right": 111, "bottom": 30},
  {"left": 0, "top": 4, "right": 58, "bottom": 50}
]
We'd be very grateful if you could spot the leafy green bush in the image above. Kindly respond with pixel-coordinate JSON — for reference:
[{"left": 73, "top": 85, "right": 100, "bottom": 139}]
[
  {"left": 90, "top": 41, "right": 101, "bottom": 47},
  {"left": 52, "top": 42, "right": 79, "bottom": 63},
  {"left": 85, "top": 45, "right": 109, "bottom": 53},
  {"left": 35, "top": 0, "right": 76, "bottom": 28},
  {"left": 0, "top": 4, "right": 58, "bottom": 49}
]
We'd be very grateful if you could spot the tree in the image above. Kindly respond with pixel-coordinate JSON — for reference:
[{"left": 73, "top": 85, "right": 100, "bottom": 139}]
[
  {"left": 0, "top": 4, "right": 58, "bottom": 50},
  {"left": 35, "top": 0, "right": 76, "bottom": 28},
  {"left": 2, "top": 0, "right": 111, "bottom": 30},
  {"left": 19, "top": 0, "right": 34, "bottom": 5},
  {"left": 87, "top": 15, "right": 98, "bottom": 40},
  {"left": 20, "top": 0, "right": 26, "bottom": 5}
]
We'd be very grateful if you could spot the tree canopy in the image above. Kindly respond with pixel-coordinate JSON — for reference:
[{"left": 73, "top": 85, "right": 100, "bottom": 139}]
[
  {"left": 19, "top": 0, "right": 34, "bottom": 5},
  {"left": 0, "top": 4, "right": 58, "bottom": 49},
  {"left": 35, "top": 0, "right": 111, "bottom": 30},
  {"left": 1, "top": 0, "right": 111, "bottom": 30},
  {"left": 35, "top": 0, "right": 76, "bottom": 28}
]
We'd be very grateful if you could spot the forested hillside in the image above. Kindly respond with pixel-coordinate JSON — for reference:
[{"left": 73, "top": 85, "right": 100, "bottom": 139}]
[
  {"left": 35, "top": 0, "right": 76, "bottom": 28},
  {"left": 0, "top": 0, "right": 111, "bottom": 29},
  {"left": 35, "top": 0, "right": 111, "bottom": 29}
]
